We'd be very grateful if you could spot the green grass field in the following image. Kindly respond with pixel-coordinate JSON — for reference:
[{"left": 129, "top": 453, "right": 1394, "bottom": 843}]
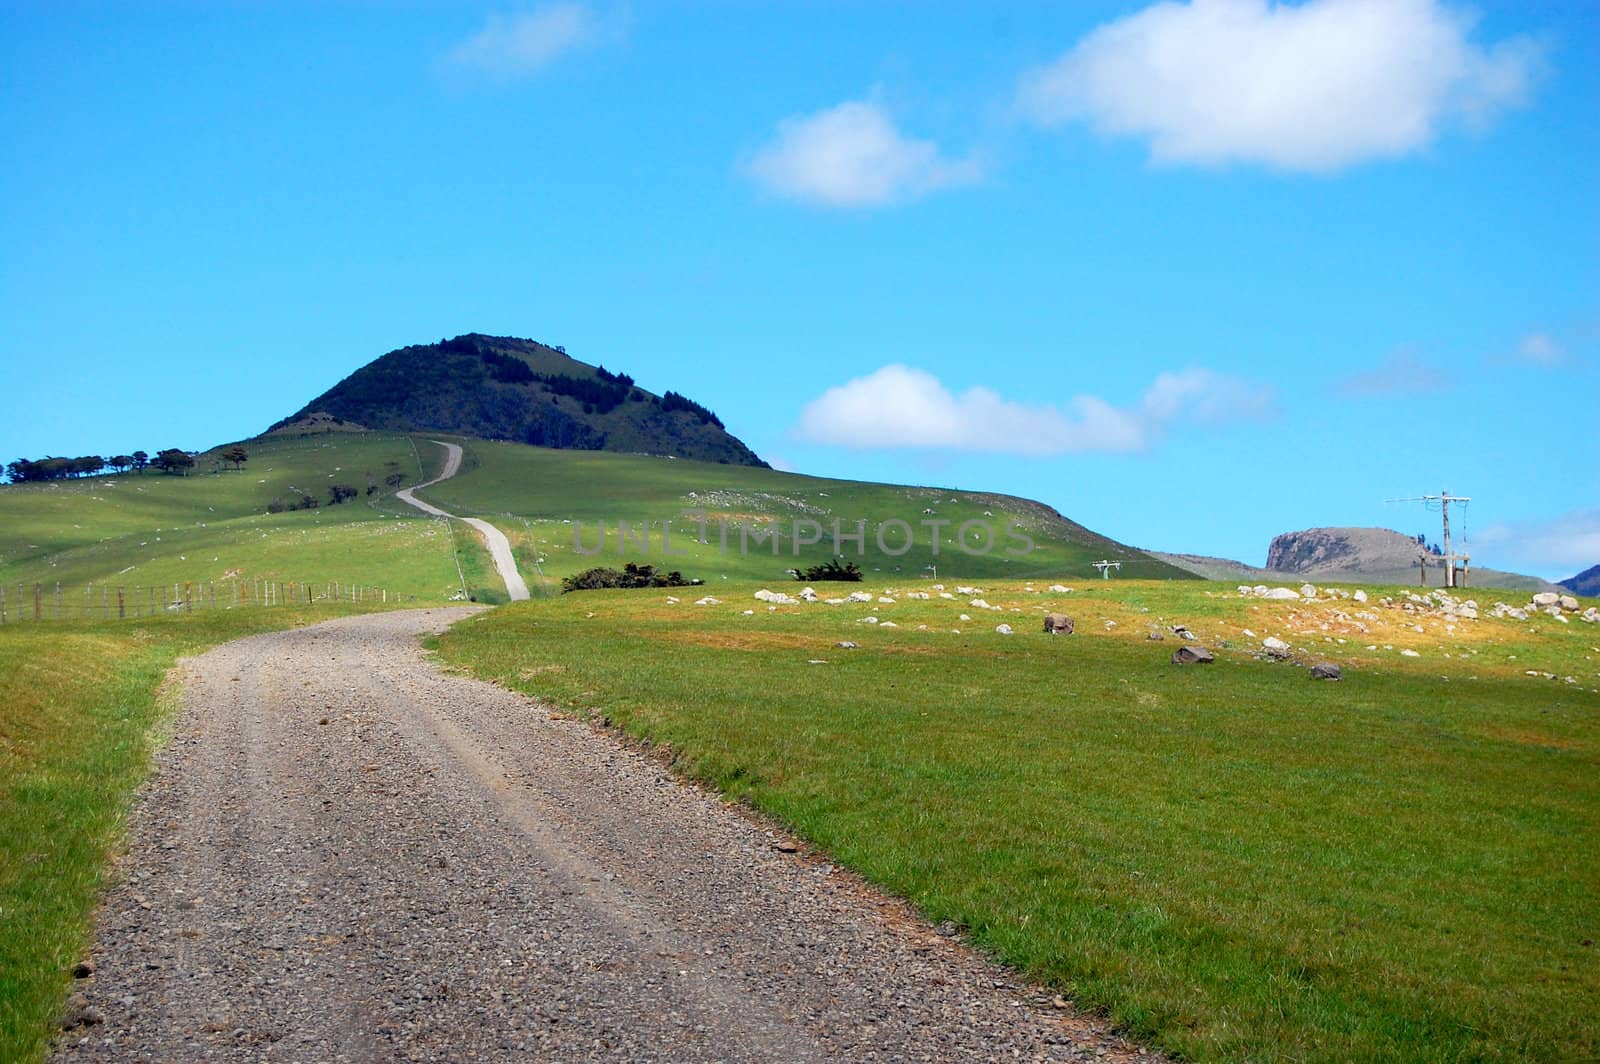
[
  {"left": 435, "top": 578, "right": 1600, "bottom": 1062},
  {"left": 0, "top": 430, "right": 1192, "bottom": 607},
  {"left": 0, "top": 604, "right": 393, "bottom": 1063},
  {"left": 415, "top": 436, "right": 1192, "bottom": 584}
]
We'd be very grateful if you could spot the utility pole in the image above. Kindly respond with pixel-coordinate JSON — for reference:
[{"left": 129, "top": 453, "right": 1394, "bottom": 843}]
[
  {"left": 1092, "top": 560, "right": 1122, "bottom": 580},
  {"left": 1388, "top": 489, "right": 1472, "bottom": 589}
]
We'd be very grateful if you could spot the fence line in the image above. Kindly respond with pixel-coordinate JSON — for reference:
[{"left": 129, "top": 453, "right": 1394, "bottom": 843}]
[{"left": 0, "top": 577, "right": 417, "bottom": 624}]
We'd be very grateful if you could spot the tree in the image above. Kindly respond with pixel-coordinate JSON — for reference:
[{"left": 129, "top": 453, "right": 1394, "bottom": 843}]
[
  {"left": 131, "top": 450, "right": 149, "bottom": 473},
  {"left": 108, "top": 455, "right": 134, "bottom": 473},
  {"left": 221, "top": 445, "right": 249, "bottom": 471},
  {"left": 328, "top": 484, "right": 358, "bottom": 505},
  {"left": 154, "top": 448, "right": 195, "bottom": 475},
  {"left": 70, "top": 455, "right": 105, "bottom": 478}
]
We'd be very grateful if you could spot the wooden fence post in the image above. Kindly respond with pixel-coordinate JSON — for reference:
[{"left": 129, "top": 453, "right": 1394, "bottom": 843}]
[
  {"left": 35, "top": 583, "right": 43, "bottom": 621},
  {"left": 56, "top": 582, "right": 62, "bottom": 620},
  {"left": 117, "top": 587, "right": 125, "bottom": 619},
  {"left": 1, "top": 584, "right": 7, "bottom": 624},
  {"left": 184, "top": 582, "right": 192, "bottom": 612}
]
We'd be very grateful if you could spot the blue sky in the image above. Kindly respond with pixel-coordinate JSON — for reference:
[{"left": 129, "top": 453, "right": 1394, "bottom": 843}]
[{"left": 2, "top": 1, "right": 1595, "bottom": 578}]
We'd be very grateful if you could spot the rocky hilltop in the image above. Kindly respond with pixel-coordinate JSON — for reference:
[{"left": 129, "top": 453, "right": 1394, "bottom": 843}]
[
  {"left": 272, "top": 334, "right": 767, "bottom": 467},
  {"left": 1151, "top": 527, "right": 1555, "bottom": 592}
]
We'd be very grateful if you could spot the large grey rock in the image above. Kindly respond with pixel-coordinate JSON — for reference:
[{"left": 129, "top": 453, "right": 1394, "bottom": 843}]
[
  {"left": 1043, "top": 613, "right": 1074, "bottom": 635},
  {"left": 1310, "top": 662, "right": 1342, "bottom": 681},
  {"left": 1559, "top": 594, "right": 1580, "bottom": 612},
  {"left": 1171, "top": 645, "right": 1215, "bottom": 665},
  {"left": 1532, "top": 591, "right": 1560, "bottom": 607}
]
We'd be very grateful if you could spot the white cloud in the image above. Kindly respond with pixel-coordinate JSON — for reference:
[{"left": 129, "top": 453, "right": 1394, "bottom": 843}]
[
  {"left": 790, "top": 365, "right": 1272, "bottom": 455},
  {"left": 1475, "top": 510, "right": 1600, "bottom": 573},
  {"left": 446, "top": 4, "right": 594, "bottom": 79},
  {"left": 1018, "top": 0, "right": 1542, "bottom": 172},
  {"left": 745, "top": 100, "right": 982, "bottom": 208},
  {"left": 1340, "top": 348, "right": 1449, "bottom": 395},
  {"left": 1514, "top": 331, "right": 1567, "bottom": 368}
]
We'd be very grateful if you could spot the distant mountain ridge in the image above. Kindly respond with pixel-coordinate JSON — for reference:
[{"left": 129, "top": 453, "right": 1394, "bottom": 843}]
[
  {"left": 1560, "top": 564, "right": 1600, "bottom": 597},
  {"left": 272, "top": 334, "right": 767, "bottom": 467},
  {"left": 1150, "top": 526, "right": 1556, "bottom": 592}
]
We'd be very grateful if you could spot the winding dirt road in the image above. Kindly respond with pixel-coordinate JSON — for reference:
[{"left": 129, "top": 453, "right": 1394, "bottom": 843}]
[
  {"left": 56, "top": 610, "right": 1159, "bottom": 1062},
  {"left": 397, "top": 440, "right": 530, "bottom": 601}
]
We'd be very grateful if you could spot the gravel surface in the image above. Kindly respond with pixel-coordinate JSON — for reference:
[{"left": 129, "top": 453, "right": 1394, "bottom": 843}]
[
  {"left": 55, "top": 608, "right": 1163, "bottom": 1062},
  {"left": 396, "top": 441, "right": 530, "bottom": 600}
]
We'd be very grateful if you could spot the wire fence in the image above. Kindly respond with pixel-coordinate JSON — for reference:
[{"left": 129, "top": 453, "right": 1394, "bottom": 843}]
[{"left": 0, "top": 578, "right": 417, "bottom": 624}]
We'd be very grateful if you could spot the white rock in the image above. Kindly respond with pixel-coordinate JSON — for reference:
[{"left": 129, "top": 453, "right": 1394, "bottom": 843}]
[
  {"left": 694, "top": 596, "right": 721, "bottom": 606},
  {"left": 859, "top": 616, "right": 879, "bottom": 624},
  {"left": 1532, "top": 591, "right": 1561, "bottom": 607},
  {"left": 1263, "top": 588, "right": 1301, "bottom": 600},
  {"left": 956, "top": 586, "right": 982, "bottom": 596},
  {"left": 959, "top": 613, "right": 972, "bottom": 622},
  {"left": 847, "top": 591, "right": 874, "bottom": 603},
  {"left": 938, "top": 592, "right": 956, "bottom": 600},
  {"left": 995, "top": 624, "right": 1014, "bottom": 635},
  {"left": 1048, "top": 584, "right": 1073, "bottom": 593},
  {"left": 1559, "top": 594, "right": 1580, "bottom": 612},
  {"left": 1300, "top": 583, "right": 1318, "bottom": 599},
  {"left": 880, "top": 621, "right": 898, "bottom": 628},
  {"left": 1400, "top": 648, "right": 1420, "bottom": 657},
  {"left": 666, "top": 596, "right": 679, "bottom": 604},
  {"left": 1352, "top": 589, "right": 1367, "bottom": 603},
  {"left": 969, "top": 598, "right": 991, "bottom": 609},
  {"left": 1263, "top": 636, "right": 1290, "bottom": 652},
  {"left": 906, "top": 591, "right": 930, "bottom": 600},
  {"left": 878, "top": 596, "right": 895, "bottom": 604}
]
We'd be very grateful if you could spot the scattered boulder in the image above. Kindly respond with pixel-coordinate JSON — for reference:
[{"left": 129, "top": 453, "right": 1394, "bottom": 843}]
[
  {"left": 1047, "top": 584, "right": 1072, "bottom": 593},
  {"left": 1170, "top": 625, "right": 1196, "bottom": 641},
  {"left": 754, "top": 589, "right": 798, "bottom": 605},
  {"left": 1262, "top": 636, "right": 1291, "bottom": 658},
  {"left": 1532, "top": 591, "right": 1561, "bottom": 608},
  {"left": 1171, "top": 645, "right": 1215, "bottom": 664},
  {"left": 835, "top": 640, "right": 859, "bottom": 649},
  {"left": 1300, "top": 583, "right": 1318, "bottom": 599},
  {"left": 1146, "top": 631, "right": 1165, "bottom": 641},
  {"left": 995, "top": 623, "right": 1014, "bottom": 635},
  {"left": 1310, "top": 662, "right": 1342, "bottom": 681},
  {"left": 1352, "top": 589, "right": 1368, "bottom": 603},
  {"left": 1043, "top": 613, "right": 1075, "bottom": 635},
  {"left": 1263, "top": 587, "right": 1301, "bottom": 600},
  {"left": 1559, "top": 594, "right": 1580, "bottom": 612}
]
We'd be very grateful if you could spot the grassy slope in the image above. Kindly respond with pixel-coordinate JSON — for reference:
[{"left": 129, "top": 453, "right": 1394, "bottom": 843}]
[
  {"left": 436, "top": 579, "right": 1600, "bottom": 1063},
  {"left": 417, "top": 437, "right": 1192, "bottom": 584},
  {"left": 0, "top": 433, "right": 496, "bottom": 604},
  {"left": 0, "top": 605, "right": 389, "bottom": 1063}
]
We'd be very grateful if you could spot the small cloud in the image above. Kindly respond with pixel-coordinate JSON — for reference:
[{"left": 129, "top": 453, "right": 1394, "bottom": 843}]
[
  {"left": 745, "top": 100, "right": 982, "bottom": 208},
  {"left": 1475, "top": 510, "right": 1600, "bottom": 572},
  {"left": 1018, "top": 0, "right": 1544, "bottom": 173},
  {"left": 1340, "top": 348, "right": 1450, "bottom": 396},
  {"left": 1514, "top": 331, "right": 1567, "bottom": 368},
  {"left": 790, "top": 364, "right": 1272, "bottom": 456},
  {"left": 445, "top": 4, "right": 597, "bottom": 80}
]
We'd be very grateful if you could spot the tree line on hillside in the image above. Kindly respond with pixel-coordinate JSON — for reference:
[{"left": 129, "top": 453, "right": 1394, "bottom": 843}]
[{"left": 6, "top": 445, "right": 251, "bottom": 483}]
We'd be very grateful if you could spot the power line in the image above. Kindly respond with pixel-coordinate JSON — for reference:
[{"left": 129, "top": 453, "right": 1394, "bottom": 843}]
[{"left": 1385, "top": 489, "right": 1472, "bottom": 588}]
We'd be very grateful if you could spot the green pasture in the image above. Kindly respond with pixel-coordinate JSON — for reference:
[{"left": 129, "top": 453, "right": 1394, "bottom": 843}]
[{"left": 436, "top": 578, "right": 1600, "bottom": 1062}]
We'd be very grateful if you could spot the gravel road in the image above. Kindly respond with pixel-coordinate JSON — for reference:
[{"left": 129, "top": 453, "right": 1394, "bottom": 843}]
[
  {"left": 397, "top": 441, "right": 530, "bottom": 601},
  {"left": 55, "top": 609, "right": 1161, "bottom": 1062}
]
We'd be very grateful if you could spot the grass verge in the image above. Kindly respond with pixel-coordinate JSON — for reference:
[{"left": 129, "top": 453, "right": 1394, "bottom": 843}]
[{"left": 0, "top": 604, "right": 387, "bottom": 1062}]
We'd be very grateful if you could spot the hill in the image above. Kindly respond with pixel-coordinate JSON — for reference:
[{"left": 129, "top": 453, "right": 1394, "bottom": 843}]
[
  {"left": 1561, "top": 564, "right": 1600, "bottom": 597},
  {"left": 273, "top": 334, "right": 767, "bottom": 467},
  {"left": 0, "top": 432, "right": 1194, "bottom": 604},
  {"left": 1151, "top": 527, "right": 1555, "bottom": 592}
]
